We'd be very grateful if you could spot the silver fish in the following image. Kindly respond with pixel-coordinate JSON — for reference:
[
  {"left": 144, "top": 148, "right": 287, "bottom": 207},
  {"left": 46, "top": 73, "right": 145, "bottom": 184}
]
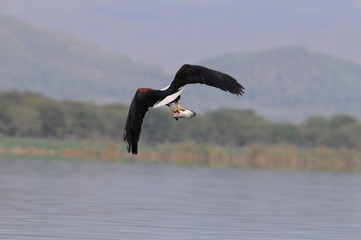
[{"left": 173, "top": 109, "right": 196, "bottom": 120}]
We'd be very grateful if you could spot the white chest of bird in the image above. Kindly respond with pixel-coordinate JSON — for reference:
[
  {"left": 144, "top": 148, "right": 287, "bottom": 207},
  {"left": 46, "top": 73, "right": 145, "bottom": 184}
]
[{"left": 173, "top": 109, "right": 196, "bottom": 120}]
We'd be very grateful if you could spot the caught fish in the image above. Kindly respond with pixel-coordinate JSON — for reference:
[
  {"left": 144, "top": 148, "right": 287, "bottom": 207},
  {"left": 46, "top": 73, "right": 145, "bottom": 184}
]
[{"left": 173, "top": 109, "right": 196, "bottom": 120}]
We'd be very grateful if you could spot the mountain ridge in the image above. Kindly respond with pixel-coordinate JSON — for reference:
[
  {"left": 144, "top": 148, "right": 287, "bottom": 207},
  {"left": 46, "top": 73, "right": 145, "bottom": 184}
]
[
  {"left": 1, "top": 14, "right": 361, "bottom": 121},
  {"left": 0, "top": 14, "right": 169, "bottom": 103},
  {"left": 197, "top": 46, "right": 361, "bottom": 120}
]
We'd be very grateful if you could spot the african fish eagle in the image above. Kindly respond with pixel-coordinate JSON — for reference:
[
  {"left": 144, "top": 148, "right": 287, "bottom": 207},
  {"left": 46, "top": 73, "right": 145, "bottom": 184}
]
[{"left": 124, "top": 64, "right": 244, "bottom": 154}]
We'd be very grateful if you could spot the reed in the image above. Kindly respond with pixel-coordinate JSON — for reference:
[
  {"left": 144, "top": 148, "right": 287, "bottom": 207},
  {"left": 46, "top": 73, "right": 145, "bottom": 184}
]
[
  {"left": 132, "top": 143, "right": 361, "bottom": 171},
  {"left": 1, "top": 136, "right": 360, "bottom": 171}
]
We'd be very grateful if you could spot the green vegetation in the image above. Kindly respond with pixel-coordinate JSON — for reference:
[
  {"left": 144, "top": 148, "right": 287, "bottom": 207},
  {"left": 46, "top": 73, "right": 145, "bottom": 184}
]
[
  {"left": 0, "top": 91, "right": 128, "bottom": 139},
  {"left": 0, "top": 90, "right": 360, "bottom": 171},
  {"left": 1, "top": 91, "right": 361, "bottom": 151}
]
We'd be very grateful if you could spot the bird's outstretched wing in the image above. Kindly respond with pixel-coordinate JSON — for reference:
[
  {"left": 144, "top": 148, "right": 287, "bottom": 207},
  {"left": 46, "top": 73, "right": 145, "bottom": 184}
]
[
  {"left": 123, "top": 89, "right": 161, "bottom": 154},
  {"left": 124, "top": 64, "right": 244, "bottom": 155},
  {"left": 169, "top": 64, "right": 244, "bottom": 95}
]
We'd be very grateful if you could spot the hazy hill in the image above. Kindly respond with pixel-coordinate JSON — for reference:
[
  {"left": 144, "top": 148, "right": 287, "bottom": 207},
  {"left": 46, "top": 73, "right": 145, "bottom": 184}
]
[
  {"left": 0, "top": 13, "right": 244, "bottom": 113},
  {"left": 1, "top": 0, "right": 361, "bottom": 70},
  {"left": 198, "top": 46, "right": 361, "bottom": 121},
  {"left": 0, "top": 14, "right": 168, "bottom": 103},
  {"left": 1, "top": 14, "right": 361, "bottom": 121}
]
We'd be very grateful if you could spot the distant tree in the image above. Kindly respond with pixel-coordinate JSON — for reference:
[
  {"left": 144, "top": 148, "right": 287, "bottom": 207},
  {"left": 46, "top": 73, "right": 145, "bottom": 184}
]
[
  {"left": 300, "top": 116, "right": 330, "bottom": 147},
  {"left": 326, "top": 115, "right": 360, "bottom": 148},
  {"left": 328, "top": 115, "right": 357, "bottom": 129},
  {"left": 38, "top": 102, "right": 65, "bottom": 137},
  {"left": 267, "top": 123, "right": 300, "bottom": 145},
  {"left": 7, "top": 106, "right": 41, "bottom": 136},
  {"left": 63, "top": 102, "right": 100, "bottom": 138},
  {"left": 1, "top": 91, "right": 360, "bottom": 150}
]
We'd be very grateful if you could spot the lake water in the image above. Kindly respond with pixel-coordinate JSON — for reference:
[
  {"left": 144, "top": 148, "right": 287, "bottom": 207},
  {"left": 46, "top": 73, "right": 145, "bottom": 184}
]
[{"left": 0, "top": 158, "right": 361, "bottom": 240}]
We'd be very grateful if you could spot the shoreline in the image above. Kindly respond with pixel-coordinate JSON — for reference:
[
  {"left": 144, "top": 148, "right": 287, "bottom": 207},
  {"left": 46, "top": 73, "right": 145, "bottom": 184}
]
[{"left": 1, "top": 137, "right": 360, "bottom": 171}]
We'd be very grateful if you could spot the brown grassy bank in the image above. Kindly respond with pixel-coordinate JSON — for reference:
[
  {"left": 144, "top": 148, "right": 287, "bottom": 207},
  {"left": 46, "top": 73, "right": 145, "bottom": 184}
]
[
  {"left": 0, "top": 140, "right": 122, "bottom": 162},
  {"left": 1, "top": 137, "right": 360, "bottom": 171},
  {"left": 135, "top": 144, "right": 361, "bottom": 171}
]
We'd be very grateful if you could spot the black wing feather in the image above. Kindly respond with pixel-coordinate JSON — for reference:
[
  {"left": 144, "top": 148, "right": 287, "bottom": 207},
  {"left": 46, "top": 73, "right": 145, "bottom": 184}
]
[
  {"left": 123, "top": 89, "right": 162, "bottom": 154},
  {"left": 169, "top": 64, "right": 244, "bottom": 95}
]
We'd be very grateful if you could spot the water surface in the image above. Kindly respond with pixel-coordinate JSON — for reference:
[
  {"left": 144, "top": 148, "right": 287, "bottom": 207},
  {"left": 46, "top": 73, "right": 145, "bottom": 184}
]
[{"left": 1, "top": 158, "right": 361, "bottom": 239}]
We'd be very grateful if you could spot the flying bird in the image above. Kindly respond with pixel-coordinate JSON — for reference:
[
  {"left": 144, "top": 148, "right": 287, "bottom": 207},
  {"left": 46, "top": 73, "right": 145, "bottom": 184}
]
[{"left": 124, "top": 64, "right": 244, "bottom": 154}]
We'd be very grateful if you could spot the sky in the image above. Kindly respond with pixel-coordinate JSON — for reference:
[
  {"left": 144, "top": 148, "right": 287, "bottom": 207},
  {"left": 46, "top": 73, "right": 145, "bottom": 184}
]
[{"left": 1, "top": 0, "right": 361, "bottom": 72}]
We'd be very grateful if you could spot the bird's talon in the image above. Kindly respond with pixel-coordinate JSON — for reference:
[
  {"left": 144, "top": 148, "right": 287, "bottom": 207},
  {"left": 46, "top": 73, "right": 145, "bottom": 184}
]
[{"left": 175, "top": 105, "right": 187, "bottom": 111}]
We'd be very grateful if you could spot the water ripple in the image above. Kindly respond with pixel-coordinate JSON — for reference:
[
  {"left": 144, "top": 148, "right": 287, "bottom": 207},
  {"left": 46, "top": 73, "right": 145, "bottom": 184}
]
[{"left": 1, "top": 158, "right": 361, "bottom": 239}]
